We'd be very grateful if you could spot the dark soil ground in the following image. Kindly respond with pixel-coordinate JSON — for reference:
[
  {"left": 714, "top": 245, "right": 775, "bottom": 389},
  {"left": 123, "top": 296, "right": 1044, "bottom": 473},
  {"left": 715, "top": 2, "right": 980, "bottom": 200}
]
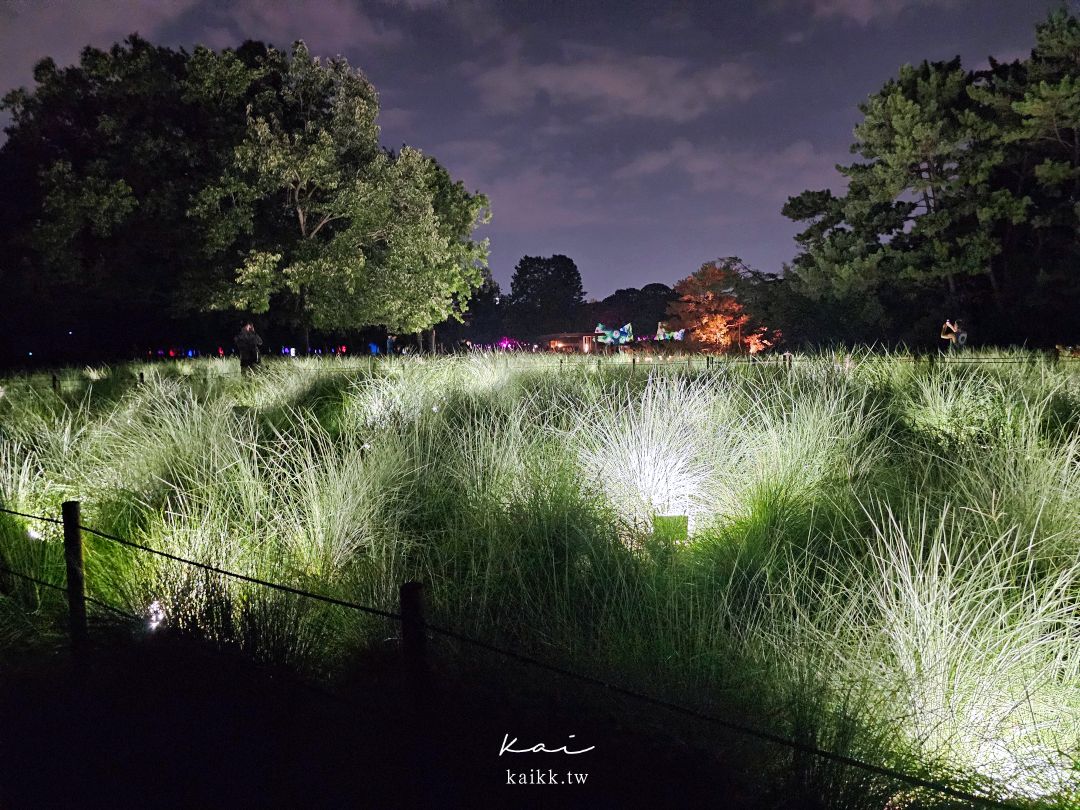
[{"left": 0, "top": 626, "right": 797, "bottom": 809}]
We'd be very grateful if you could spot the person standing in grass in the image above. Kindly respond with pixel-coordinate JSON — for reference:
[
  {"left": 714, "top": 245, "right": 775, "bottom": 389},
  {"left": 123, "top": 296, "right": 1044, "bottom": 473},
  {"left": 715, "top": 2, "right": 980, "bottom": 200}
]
[
  {"left": 234, "top": 322, "right": 263, "bottom": 372},
  {"left": 940, "top": 319, "right": 967, "bottom": 352}
]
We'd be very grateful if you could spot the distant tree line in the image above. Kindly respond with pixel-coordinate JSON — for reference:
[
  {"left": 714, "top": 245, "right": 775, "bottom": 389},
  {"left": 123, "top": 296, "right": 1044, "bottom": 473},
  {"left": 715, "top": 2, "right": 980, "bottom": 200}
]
[
  {"left": 0, "top": 36, "right": 488, "bottom": 363},
  {"left": 742, "top": 9, "right": 1080, "bottom": 348},
  {"left": 445, "top": 10, "right": 1080, "bottom": 352},
  {"left": 438, "top": 254, "right": 682, "bottom": 347}
]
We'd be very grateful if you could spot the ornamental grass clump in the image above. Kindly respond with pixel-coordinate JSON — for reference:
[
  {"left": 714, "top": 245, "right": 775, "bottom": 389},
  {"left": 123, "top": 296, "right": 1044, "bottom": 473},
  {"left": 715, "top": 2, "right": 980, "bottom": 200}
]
[
  {"left": 856, "top": 504, "right": 1079, "bottom": 803},
  {"left": 0, "top": 351, "right": 1076, "bottom": 806},
  {"left": 574, "top": 376, "right": 716, "bottom": 538}
]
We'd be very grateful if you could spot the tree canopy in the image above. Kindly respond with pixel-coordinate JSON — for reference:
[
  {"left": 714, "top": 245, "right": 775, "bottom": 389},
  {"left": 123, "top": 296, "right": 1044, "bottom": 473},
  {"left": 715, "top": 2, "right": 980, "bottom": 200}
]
[
  {"left": 506, "top": 254, "right": 585, "bottom": 338},
  {"left": 192, "top": 42, "right": 489, "bottom": 346},
  {"left": 0, "top": 36, "right": 489, "bottom": 361},
  {"left": 765, "top": 9, "right": 1080, "bottom": 347},
  {"left": 667, "top": 258, "right": 776, "bottom": 353},
  {"left": 0, "top": 35, "right": 261, "bottom": 359}
]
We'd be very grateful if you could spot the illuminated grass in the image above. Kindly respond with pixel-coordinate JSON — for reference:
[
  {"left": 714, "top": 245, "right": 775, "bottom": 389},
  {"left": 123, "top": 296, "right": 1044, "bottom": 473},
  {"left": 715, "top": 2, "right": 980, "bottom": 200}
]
[{"left": 0, "top": 351, "right": 1076, "bottom": 807}]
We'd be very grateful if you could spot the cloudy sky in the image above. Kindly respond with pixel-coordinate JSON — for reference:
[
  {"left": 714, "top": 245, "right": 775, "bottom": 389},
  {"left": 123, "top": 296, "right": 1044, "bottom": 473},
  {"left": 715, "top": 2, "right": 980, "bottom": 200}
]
[{"left": 0, "top": 0, "right": 1064, "bottom": 297}]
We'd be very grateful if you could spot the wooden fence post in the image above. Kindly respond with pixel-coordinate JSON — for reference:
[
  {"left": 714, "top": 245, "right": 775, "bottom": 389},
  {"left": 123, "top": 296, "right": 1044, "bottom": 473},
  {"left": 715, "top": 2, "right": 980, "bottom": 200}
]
[
  {"left": 399, "top": 580, "right": 434, "bottom": 803},
  {"left": 62, "top": 500, "right": 88, "bottom": 656},
  {"left": 52, "top": 374, "right": 59, "bottom": 394},
  {"left": 400, "top": 581, "right": 428, "bottom": 680}
]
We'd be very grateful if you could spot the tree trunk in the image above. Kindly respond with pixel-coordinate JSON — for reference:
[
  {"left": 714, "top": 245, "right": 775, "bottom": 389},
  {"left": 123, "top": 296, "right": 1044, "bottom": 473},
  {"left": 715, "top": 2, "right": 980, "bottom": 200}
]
[
  {"left": 428, "top": 327, "right": 436, "bottom": 354},
  {"left": 296, "top": 290, "right": 311, "bottom": 356},
  {"left": 987, "top": 259, "right": 1003, "bottom": 312},
  {"left": 1073, "top": 133, "right": 1079, "bottom": 210}
]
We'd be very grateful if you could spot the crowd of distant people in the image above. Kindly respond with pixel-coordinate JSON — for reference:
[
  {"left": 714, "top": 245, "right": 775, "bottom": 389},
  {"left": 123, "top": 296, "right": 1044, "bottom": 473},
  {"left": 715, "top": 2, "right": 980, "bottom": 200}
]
[{"left": 129, "top": 317, "right": 1080, "bottom": 364}]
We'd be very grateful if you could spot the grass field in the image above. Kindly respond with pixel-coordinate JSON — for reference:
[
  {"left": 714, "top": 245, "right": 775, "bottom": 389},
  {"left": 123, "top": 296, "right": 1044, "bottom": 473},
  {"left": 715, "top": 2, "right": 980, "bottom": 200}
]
[{"left": 0, "top": 350, "right": 1077, "bottom": 808}]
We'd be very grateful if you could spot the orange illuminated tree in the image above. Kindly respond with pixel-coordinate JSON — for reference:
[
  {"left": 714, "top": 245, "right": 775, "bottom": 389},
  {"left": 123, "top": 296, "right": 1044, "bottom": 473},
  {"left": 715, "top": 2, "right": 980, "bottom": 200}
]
[{"left": 666, "top": 258, "right": 778, "bottom": 353}]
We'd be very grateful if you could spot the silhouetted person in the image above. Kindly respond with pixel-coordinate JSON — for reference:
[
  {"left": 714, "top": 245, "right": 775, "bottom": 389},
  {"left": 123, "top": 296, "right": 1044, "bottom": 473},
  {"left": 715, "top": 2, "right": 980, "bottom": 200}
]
[{"left": 234, "top": 322, "right": 263, "bottom": 372}]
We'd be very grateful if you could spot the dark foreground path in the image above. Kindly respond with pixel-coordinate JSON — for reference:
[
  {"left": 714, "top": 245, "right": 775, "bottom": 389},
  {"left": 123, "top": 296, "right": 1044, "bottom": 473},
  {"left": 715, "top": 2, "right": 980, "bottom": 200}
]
[{"left": 0, "top": 631, "right": 779, "bottom": 809}]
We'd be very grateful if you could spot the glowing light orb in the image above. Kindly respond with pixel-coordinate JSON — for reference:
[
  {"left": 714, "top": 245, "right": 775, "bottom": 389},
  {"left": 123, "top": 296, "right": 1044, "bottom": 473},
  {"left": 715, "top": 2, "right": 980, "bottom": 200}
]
[{"left": 146, "top": 600, "right": 166, "bottom": 631}]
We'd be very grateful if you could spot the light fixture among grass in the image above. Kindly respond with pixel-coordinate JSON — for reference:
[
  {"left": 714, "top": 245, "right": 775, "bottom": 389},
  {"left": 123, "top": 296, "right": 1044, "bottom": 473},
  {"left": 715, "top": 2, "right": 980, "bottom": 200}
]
[
  {"left": 652, "top": 514, "right": 688, "bottom": 544},
  {"left": 576, "top": 378, "right": 714, "bottom": 537}
]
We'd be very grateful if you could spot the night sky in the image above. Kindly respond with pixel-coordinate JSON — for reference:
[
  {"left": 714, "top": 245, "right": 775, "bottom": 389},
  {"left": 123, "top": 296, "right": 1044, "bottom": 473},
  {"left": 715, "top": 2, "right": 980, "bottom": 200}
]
[{"left": 0, "top": 0, "right": 1063, "bottom": 298}]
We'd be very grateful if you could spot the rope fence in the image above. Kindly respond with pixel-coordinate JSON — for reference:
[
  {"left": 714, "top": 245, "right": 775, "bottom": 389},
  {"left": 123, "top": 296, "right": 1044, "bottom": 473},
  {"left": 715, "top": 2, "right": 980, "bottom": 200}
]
[
  {"left": 0, "top": 501, "right": 1027, "bottom": 807},
  {"left": 76, "top": 522, "right": 403, "bottom": 623},
  {"left": 0, "top": 561, "right": 139, "bottom": 622},
  {"left": 6, "top": 350, "right": 1080, "bottom": 388},
  {"left": 4, "top": 354, "right": 1078, "bottom": 401},
  {"left": 3, "top": 351, "right": 1079, "bottom": 404}
]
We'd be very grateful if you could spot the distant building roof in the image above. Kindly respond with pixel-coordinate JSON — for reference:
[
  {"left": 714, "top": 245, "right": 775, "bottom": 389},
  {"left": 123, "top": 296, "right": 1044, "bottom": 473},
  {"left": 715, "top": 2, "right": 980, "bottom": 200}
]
[{"left": 537, "top": 332, "right": 595, "bottom": 341}]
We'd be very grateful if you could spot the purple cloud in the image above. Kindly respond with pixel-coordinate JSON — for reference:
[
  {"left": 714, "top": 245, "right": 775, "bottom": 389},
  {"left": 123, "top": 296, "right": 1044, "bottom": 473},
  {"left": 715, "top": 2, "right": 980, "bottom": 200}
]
[
  {"left": 0, "top": 0, "right": 200, "bottom": 98},
  {"left": 784, "top": 0, "right": 955, "bottom": 25},
  {"left": 199, "top": 0, "right": 403, "bottom": 53},
  {"left": 430, "top": 137, "right": 616, "bottom": 231},
  {"left": 614, "top": 138, "right": 848, "bottom": 202},
  {"left": 468, "top": 43, "right": 764, "bottom": 123}
]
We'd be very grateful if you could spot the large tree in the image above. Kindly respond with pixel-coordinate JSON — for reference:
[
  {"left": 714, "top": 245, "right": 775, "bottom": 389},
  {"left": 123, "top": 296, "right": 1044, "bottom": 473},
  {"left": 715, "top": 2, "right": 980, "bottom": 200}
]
[
  {"left": 435, "top": 271, "right": 504, "bottom": 347},
  {"left": 776, "top": 9, "right": 1080, "bottom": 347},
  {"left": 192, "top": 42, "right": 489, "bottom": 350},
  {"left": 0, "top": 37, "right": 488, "bottom": 361},
  {"left": 667, "top": 258, "right": 776, "bottom": 353},
  {"left": 506, "top": 254, "right": 585, "bottom": 338},
  {"left": 0, "top": 36, "right": 269, "bottom": 360},
  {"left": 780, "top": 59, "right": 988, "bottom": 344}
]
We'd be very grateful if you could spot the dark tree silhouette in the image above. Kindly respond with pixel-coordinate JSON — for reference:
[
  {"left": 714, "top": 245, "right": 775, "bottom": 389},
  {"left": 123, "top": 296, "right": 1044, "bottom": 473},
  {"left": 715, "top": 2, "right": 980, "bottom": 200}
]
[{"left": 506, "top": 254, "right": 585, "bottom": 339}]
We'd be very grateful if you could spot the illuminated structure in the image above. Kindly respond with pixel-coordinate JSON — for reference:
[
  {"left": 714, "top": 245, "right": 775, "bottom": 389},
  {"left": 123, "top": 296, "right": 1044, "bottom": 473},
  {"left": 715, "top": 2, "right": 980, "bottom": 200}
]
[
  {"left": 539, "top": 333, "right": 597, "bottom": 353},
  {"left": 654, "top": 322, "right": 686, "bottom": 342},
  {"left": 594, "top": 323, "right": 634, "bottom": 345}
]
